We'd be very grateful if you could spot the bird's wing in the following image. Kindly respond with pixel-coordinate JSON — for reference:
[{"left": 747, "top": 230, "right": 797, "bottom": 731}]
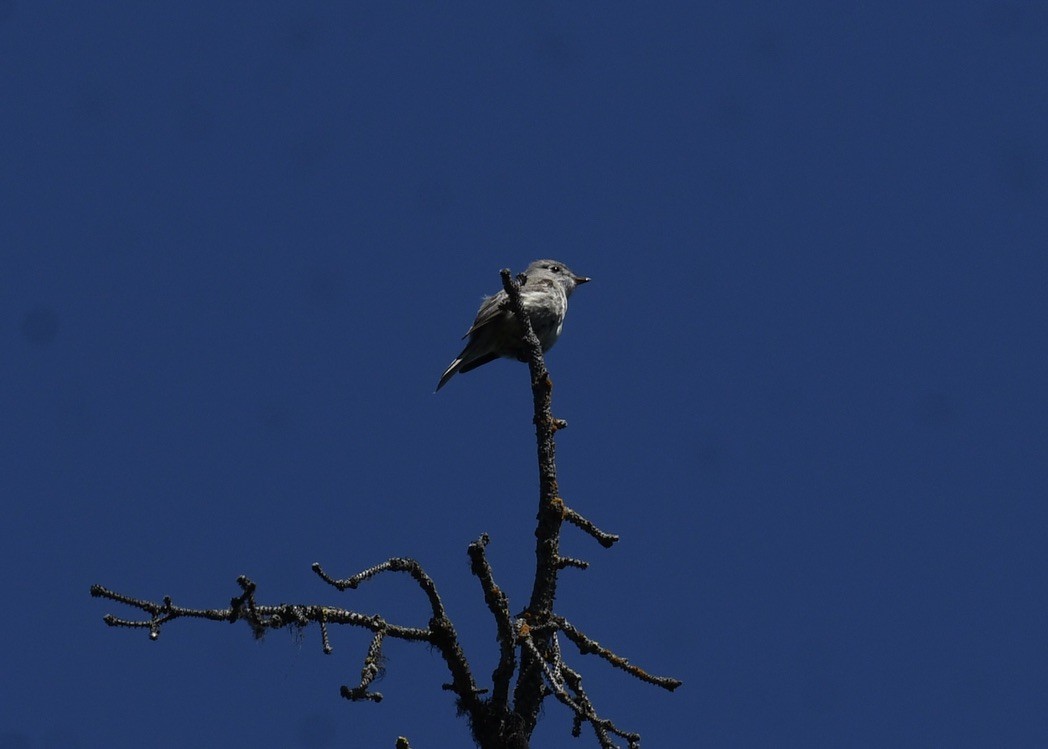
[{"left": 462, "top": 292, "right": 507, "bottom": 339}]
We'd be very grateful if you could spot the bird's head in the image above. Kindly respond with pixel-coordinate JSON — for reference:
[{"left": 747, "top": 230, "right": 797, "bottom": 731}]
[{"left": 524, "top": 259, "right": 591, "bottom": 296}]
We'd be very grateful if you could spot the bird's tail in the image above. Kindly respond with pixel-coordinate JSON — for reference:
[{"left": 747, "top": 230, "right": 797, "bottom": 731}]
[{"left": 435, "top": 357, "right": 463, "bottom": 392}]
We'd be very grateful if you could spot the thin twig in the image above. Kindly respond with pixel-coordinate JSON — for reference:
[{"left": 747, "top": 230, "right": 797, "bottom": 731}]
[
  {"left": 563, "top": 505, "right": 620, "bottom": 548},
  {"left": 341, "top": 628, "right": 386, "bottom": 702},
  {"left": 564, "top": 665, "right": 640, "bottom": 749}
]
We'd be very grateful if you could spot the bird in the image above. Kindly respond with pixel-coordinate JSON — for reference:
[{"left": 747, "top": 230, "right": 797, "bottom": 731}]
[{"left": 436, "top": 260, "right": 590, "bottom": 391}]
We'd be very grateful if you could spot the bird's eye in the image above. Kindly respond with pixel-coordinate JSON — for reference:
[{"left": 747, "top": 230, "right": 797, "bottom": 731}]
[{"left": 549, "top": 265, "right": 561, "bottom": 273}]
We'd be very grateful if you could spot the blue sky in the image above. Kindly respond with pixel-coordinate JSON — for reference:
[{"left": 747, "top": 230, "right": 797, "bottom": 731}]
[{"left": 3, "top": 2, "right": 1047, "bottom": 747}]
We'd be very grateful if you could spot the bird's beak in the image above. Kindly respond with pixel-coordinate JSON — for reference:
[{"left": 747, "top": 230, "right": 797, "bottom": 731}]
[{"left": 574, "top": 276, "right": 591, "bottom": 285}]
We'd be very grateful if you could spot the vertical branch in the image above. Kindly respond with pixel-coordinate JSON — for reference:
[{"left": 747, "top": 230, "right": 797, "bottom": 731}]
[
  {"left": 498, "top": 268, "right": 565, "bottom": 735},
  {"left": 498, "top": 269, "right": 563, "bottom": 617}
]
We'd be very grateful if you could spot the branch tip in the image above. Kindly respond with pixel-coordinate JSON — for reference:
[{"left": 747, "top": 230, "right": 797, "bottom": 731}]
[
  {"left": 556, "top": 556, "right": 590, "bottom": 571},
  {"left": 563, "top": 506, "right": 620, "bottom": 548}
]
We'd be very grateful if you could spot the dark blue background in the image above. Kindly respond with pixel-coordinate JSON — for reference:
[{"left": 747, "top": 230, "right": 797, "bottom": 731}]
[{"left": 3, "top": 2, "right": 1046, "bottom": 747}]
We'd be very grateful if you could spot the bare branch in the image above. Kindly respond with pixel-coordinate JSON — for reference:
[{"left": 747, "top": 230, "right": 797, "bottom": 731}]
[
  {"left": 312, "top": 558, "right": 449, "bottom": 621},
  {"left": 428, "top": 610, "right": 482, "bottom": 716},
  {"left": 90, "top": 582, "right": 431, "bottom": 645},
  {"left": 468, "top": 534, "right": 517, "bottom": 711},
  {"left": 320, "top": 614, "right": 333, "bottom": 654},
  {"left": 519, "top": 634, "right": 639, "bottom": 749},
  {"left": 312, "top": 558, "right": 481, "bottom": 715},
  {"left": 563, "top": 504, "right": 620, "bottom": 548},
  {"left": 500, "top": 268, "right": 568, "bottom": 733},
  {"left": 563, "top": 665, "right": 641, "bottom": 749},
  {"left": 554, "top": 616, "right": 682, "bottom": 692},
  {"left": 341, "top": 628, "right": 386, "bottom": 702},
  {"left": 499, "top": 268, "right": 563, "bottom": 616},
  {"left": 556, "top": 555, "right": 590, "bottom": 571}
]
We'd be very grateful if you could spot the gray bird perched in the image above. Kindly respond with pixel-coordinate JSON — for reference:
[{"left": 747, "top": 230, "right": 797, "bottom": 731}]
[{"left": 436, "top": 260, "right": 590, "bottom": 391}]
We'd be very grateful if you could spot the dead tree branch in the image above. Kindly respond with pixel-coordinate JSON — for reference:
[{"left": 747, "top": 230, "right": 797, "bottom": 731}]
[{"left": 92, "top": 264, "right": 680, "bottom": 748}]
